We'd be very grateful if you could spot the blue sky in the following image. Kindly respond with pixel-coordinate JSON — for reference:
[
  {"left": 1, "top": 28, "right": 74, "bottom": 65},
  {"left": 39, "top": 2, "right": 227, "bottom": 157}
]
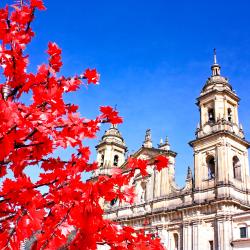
[{"left": 2, "top": 0, "right": 250, "bottom": 185}]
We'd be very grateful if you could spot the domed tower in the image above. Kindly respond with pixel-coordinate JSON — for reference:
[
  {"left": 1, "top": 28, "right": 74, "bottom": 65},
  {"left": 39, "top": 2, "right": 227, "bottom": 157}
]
[
  {"left": 95, "top": 125, "right": 127, "bottom": 176},
  {"left": 189, "top": 50, "right": 250, "bottom": 192}
]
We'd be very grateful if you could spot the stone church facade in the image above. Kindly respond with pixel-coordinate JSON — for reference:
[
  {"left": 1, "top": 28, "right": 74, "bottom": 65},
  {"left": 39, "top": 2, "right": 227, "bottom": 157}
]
[{"left": 94, "top": 54, "right": 250, "bottom": 250}]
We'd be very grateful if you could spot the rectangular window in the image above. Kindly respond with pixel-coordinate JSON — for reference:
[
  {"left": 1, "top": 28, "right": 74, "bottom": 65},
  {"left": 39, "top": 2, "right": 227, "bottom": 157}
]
[
  {"left": 209, "top": 241, "right": 214, "bottom": 250},
  {"left": 240, "top": 227, "right": 247, "bottom": 238}
]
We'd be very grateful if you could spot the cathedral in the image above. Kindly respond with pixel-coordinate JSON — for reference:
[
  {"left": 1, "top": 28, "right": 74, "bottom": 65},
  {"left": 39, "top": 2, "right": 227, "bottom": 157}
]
[{"left": 94, "top": 53, "right": 250, "bottom": 250}]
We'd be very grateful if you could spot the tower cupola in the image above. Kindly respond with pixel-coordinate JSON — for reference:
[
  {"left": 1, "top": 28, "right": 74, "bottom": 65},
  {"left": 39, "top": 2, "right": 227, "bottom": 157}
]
[
  {"left": 95, "top": 125, "right": 127, "bottom": 176},
  {"left": 196, "top": 50, "right": 243, "bottom": 139}
]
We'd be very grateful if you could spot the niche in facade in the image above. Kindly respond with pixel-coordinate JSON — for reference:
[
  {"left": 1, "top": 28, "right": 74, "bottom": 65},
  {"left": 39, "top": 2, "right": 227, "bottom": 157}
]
[
  {"left": 173, "top": 233, "right": 179, "bottom": 250},
  {"left": 100, "top": 154, "right": 104, "bottom": 167},
  {"left": 208, "top": 108, "right": 215, "bottom": 122},
  {"left": 113, "top": 155, "right": 119, "bottom": 166},
  {"left": 228, "top": 108, "right": 233, "bottom": 122},
  {"left": 207, "top": 156, "right": 215, "bottom": 179},
  {"left": 233, "top": 156, "right": 241, "bottom": 180}
]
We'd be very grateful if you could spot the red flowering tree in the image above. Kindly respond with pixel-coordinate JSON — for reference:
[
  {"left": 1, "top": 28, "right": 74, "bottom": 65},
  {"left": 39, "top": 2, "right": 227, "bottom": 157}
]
[{"left": 0, "top": 1, "right": 168, "bottom": 249}]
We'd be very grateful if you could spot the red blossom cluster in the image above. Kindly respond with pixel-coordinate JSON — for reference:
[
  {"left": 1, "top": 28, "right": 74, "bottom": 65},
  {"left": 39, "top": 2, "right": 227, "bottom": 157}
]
[{"left": 0, "top": 1, "right": 168, "bottom": 249}]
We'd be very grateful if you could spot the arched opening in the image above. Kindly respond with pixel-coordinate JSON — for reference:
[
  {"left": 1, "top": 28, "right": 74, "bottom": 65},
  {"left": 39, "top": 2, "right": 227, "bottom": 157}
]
[
  {"left": 140, "top": 181, "right": 146, "bottom": 202},
  {"left": 208, "top": 108, "right": 215, "bottom": 122},
  {"left": 209, "top": 240, "right": 214, "bottom": 250},
  {"left": 110, "top": 198, "right": 117, "bottom": 206},
  {"left": 207, "top": 156, "right": 215, "bottom": 179},
  {"left": 113, "top": 155, "right": 119, "bottom": 166},
  {"left": 100, "top": 154, "right": 104, "bottom": 167},
  {"left": 215, "top": 68, "right": 219, "bottom": 75},
  {"left": 173, "top": 233, "right": 179, "bottom": 250},
  {"left": 228, "top": 108, "right": 233, "bottom": 122},
  {"left": 233, "top": 156, "right": 241, "bottom": 180}
]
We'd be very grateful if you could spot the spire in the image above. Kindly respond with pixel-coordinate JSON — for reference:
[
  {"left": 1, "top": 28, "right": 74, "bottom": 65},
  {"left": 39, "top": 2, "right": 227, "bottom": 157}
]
[
  {"left": 158, "top": 135, "right": 170, "bottom": 150},
  {"left": 186, "top": 166, "right": 192, "bottom": 180},
  {"left": 165, "top": 136, "right": 169, "bottom": 145},
  {"left": 159, "top": 138, "right": 164, "bottom": 145},
  {"left": 213, "top": 48, "right": 217, "bottom": 64},
  {"left": 143, "top": 129, "right": 152, "bottom": 148},
  {"left": 211, "top": 48, "right": 221, "bottom": 76}
]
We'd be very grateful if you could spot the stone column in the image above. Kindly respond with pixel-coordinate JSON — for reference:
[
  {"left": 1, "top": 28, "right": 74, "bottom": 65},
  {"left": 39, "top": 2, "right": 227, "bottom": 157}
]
[
  {"left": 194, "top": 151, "right": 202, "bottom": 190},
  {"left": 243, "top": 151, "right": 249, "bottom": 183},
  {"left": 235, "top": 104, "right": 239, "bottom": 125},
  {"left": 201, "top": 105, "right": 205, "bottom": 126},
  {"left": 224, "top": 97, "right": 228, "bottom": 120},
  {"left": 159, "top": 228, "right": 168, "bottom": 249},
  {"left": 154, "top": 169, "right": 161, "bottom": 198},
  {"left": 214, "top": 98, "right": 219, "bottom": 122},
  {"left": 217, "top": 144, "right": 227, "bottom": 184},
  {"left": 160, "top": 167, "right": 168, "bottom": 196}
]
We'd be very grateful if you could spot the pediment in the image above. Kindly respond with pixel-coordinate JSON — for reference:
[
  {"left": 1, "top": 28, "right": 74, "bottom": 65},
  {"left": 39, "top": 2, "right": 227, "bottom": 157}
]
[{"left": 132, "top": 147, "right": 165, "bottom": 160}]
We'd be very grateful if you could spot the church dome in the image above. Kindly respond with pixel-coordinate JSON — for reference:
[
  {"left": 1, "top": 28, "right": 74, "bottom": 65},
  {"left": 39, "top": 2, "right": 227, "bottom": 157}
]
[
  {"left": 201, "top": 74, "right": 232, "bottom": 95},
  {"left": 101, "top": 125, "right": 125, "bottom": 144},
  {"left": 200, "top": 50, "right": 233, "bottom": 96}
]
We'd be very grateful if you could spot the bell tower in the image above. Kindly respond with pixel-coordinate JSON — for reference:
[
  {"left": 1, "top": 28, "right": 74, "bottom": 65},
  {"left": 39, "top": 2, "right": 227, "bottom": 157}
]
[
  {"left": 189, "top": 50, "right": 250, "bottom": 192},
  {"left": 95, "top": 125, "right": 127, "bottom": 176}
]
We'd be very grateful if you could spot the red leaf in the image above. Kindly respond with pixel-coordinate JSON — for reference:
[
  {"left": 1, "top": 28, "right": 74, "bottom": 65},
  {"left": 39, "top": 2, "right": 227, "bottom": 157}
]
[
  {"left": 30, "top": 0, "right": 46, "bottom": 10},
  {"left": 154, "top": 155, "right": 169, "bottom": 171},
  {"left": 0, "top": 165, "right": 7, "bottom": 178},
  {"left": 100, "top": 106, "right": 123, "bottom": 124},
  {"left": 128, "top": 158, "right": 148, "bottom": 177},
  {"left": 83, "top": 68, "right": 100, "bottom": 84},
  {"left": 47, "top": 42, "right": 62, "bottom": 72}
]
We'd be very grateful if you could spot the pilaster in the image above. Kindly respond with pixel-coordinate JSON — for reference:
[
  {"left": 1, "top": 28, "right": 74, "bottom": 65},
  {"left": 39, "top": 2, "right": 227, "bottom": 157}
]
[
  {"left": 216, "top": 216, "right": 233, "bottom": 250},
  {"left": 183, "top": 222, "right": 192, "bottom": 250}
]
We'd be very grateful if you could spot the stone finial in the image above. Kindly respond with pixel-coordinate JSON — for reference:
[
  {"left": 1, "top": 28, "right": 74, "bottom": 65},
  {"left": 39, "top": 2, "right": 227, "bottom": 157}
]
[
  {"left": 165, "top": 136, "right": 169, "bottom": 145},
  {"left": 159, "top": 138, "right": 163, "bottom": 145},
  {"left": 186, "top": 166, "right": 192, "bottom": 180},
  {"left": 158, "top": 135, "right": 170, "bottom": 150},
  {"left": 143, "top": 129, "right": 152, "bottom": 148}
]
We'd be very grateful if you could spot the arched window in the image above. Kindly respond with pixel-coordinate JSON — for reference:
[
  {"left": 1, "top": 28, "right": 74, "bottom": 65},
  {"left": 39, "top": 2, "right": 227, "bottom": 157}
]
[
  {"left": 140, "top": 181, "right": 146, "bottom": 202},
  {"left": 114, "top": 155, "right": 119, "bottom": 166},
  {"left": 110, "top": 198, "right": 117, "bottom": 206},
  {"left": 228, "top": 108, "right": 233, "bottom": 122},
  {"left": 173, "top": 233, "right": 179, "bottom": 250},
  {"left": 209, "top": 241, "right": 214, "bottom": 250},
  {"left": 233, "top": 156, "right": 241, "bottom": 180},
  {"left": 207, "top": 156, "right": 215, "bottom": 179},
  {"left": 100, "top": 154, "right": 104, "bottom": 167},
  {"left": 208, "top": 108, "right": 215, "bottom": 122}
]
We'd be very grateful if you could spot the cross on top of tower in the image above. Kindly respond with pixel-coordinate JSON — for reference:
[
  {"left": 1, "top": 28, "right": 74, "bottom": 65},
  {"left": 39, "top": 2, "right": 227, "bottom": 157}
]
[
  {"left": 211, "top": 48, "right": 221, "bottom": 76},
  {"left": 213, "top": 48, "right": 217, "bottom": 64}
]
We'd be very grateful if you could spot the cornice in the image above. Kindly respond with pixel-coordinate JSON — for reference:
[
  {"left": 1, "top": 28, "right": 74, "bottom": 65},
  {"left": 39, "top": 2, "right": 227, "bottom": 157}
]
[
  {"left": 189, "top": 130, "right": 250, "bottom": 148},
  {"left": 196, "top": 89, "right": 240, "bottom": 105}
]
